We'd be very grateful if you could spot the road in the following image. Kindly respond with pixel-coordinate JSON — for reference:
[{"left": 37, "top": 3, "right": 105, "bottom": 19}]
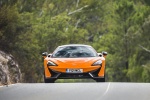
[{"left": 0, "top": 82, "right": 150, "bottom": 100}]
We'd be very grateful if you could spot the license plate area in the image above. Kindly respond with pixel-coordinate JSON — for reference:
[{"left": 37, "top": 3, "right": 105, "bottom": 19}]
[{"left": 66, "top": 69, "right": 83, "bottom": 73}]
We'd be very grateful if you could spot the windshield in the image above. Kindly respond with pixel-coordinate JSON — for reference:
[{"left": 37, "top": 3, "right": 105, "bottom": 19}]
[{"left": 52, "top": 46, "right": 98, "bottom": 58}]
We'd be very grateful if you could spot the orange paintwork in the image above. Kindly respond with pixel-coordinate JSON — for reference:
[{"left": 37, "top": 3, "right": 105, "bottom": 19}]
[
  {"left": 44, "top": 57, "right": 106, "bottom": 78},
  {"left": 98, "top": 60, "right": 105, "bottom": 76}
]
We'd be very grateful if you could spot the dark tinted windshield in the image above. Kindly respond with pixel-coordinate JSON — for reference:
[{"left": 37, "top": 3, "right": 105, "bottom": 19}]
[{"left": 52, "top": 46, "right": 98, "bottom": 58}]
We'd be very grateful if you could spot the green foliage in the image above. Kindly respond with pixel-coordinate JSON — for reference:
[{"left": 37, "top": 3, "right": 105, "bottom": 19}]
[{"left": 0, "top": 5, "right": 23, "bottom": 52}]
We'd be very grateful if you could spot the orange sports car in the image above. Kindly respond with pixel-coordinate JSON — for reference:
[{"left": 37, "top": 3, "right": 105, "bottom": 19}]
[{"left": 42, "top": 44, "right": 107, "bottom": 83}]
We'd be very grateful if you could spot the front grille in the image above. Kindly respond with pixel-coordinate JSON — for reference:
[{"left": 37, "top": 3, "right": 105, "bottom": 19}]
[
  {"left": 59, "top": 73, "right": 90, "bottom": 79},
  {"left": 90, "top": 67, "right": 101, "bottom": 77}
]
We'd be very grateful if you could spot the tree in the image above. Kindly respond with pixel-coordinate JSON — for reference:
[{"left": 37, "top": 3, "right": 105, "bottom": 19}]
[{"left": 0, "top": 5, "right": 24, "bottom": 52}]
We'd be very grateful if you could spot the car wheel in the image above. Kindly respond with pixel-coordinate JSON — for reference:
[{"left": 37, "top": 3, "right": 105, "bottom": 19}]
[
  {"left": 44, "top": 73, "right": 55, "bottom": 83},
  {"left": 95, "top": 77, "right": 105, "bottom": 82},
  {"left": 44, "top": 77, "right": 55, "bottom": 83}
]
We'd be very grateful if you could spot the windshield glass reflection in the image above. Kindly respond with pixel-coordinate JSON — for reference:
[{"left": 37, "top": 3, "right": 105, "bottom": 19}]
[{"left": 52, "top": 46, "right": 98, "bottom": 58}]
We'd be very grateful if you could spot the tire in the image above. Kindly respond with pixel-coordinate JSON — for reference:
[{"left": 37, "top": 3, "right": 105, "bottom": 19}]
[
  {"left": 44, "top": 79, "right": 55, "bottom": 83},
  {"left": 95, "top": 77, "right": 105, "bottom": 82},
  {"left": 44, "top": 73, "right": 55, "bottom": 83}
]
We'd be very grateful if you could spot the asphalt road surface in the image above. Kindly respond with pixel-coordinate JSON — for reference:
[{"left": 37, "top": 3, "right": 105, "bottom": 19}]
[{"left": 0, "top": 82, "right": 150, "bottom": 100}]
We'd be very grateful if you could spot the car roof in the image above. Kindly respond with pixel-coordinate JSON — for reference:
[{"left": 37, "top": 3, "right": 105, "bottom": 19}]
[{"left": 58, "top": 44, "right": 92, "bottom": 48}]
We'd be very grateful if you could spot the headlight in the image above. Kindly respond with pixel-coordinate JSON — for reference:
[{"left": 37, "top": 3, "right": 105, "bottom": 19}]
[
  {"left": 47, "top": 61, "right": 57, "bottom": 66},
  {"left": 92, "top": 60, "right": 102, "bottom": 66}
]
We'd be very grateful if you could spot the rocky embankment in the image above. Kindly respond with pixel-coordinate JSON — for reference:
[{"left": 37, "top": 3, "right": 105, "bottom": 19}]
[{"left": 0, "top": 51, "right": 22, "bottom": 85}]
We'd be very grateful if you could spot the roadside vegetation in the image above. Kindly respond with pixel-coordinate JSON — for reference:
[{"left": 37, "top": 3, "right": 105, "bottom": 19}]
[{"left": 0, "top": 0, "right": 150, "bottom": 82}]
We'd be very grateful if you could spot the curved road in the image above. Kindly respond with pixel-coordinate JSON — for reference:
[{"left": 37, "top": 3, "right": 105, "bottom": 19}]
[{"left": 0, "top": 82, "right": 150, "bottom": 100}]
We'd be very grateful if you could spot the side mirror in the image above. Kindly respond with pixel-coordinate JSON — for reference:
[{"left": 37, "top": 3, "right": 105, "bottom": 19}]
[
  {"left": 102, "top": 51, "right": 107, "bottom": 55},
  {"left": 42, "top": 52, "right": 48, "bottom": 57},
  {"left": 102, "top": 51, "right": 107, "bottom": 58}
]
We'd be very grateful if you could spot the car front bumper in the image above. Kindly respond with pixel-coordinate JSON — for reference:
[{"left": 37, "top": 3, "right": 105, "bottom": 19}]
[{"left": 46, "top": 67, "right": 104, "bottom": 79}]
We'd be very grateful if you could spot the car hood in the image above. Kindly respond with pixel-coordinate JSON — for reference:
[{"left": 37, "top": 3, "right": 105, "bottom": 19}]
[{"left": 48, "top": 57, "right": 104, "bottom": 68}]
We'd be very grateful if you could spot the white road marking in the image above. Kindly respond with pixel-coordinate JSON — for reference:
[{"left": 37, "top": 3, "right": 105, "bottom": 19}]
[{"left": 103, "top": 82, "right": 111, "bottom": 96}]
